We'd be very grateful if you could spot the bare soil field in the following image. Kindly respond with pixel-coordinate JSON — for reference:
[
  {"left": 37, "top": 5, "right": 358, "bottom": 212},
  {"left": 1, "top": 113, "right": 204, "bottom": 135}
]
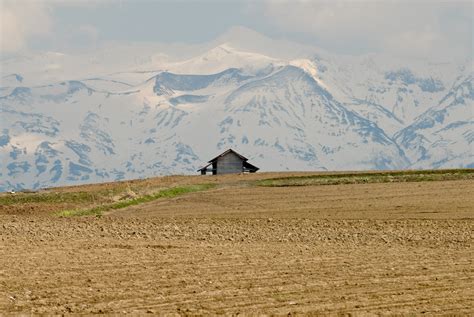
[{"left": 1, "top": 171, "right": 473, "bottom": 315}]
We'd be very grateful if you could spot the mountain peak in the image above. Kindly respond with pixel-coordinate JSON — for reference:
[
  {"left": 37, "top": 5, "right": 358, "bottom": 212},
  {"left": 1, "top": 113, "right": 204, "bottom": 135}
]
[
  {"left": 164, "top": 42, "right": 279, "bottom": 75},
  {"left": 212, "top": 26, "right": 318, "bottom": 60},
  {"left": 205, "top": 43, "right": 238, "bottom": 57}
]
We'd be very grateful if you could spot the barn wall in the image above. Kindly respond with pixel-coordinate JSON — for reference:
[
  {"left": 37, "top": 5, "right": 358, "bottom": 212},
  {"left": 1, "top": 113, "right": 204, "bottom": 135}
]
[{"left": 216, "top": 152, "right": 244, "bottom": 174}]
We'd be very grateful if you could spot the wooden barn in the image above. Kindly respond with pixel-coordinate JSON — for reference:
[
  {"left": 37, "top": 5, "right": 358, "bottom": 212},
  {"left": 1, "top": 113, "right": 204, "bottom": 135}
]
[{"left": 197, "top": 149, "right": 259, "bottom": 175}]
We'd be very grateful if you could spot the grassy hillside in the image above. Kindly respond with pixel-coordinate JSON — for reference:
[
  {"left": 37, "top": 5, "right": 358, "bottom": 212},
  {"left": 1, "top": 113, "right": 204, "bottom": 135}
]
[{"left": 1, "top": 169, "right": 472, "bottom": 216}]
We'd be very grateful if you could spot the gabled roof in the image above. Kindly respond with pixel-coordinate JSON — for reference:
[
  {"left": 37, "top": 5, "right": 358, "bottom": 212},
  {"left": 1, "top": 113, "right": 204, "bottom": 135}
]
[
  {"left": 197, "top": 149, "right": 259, "bottom": 172},
  {"left": 197, "top": 162, "right": 212, "bottom": 172},
  {"left": 243, "top": 161, "right": 259, "bottom": 172},
  {"left": 207, "top": 149, "right": 248, "bottom": 163}
]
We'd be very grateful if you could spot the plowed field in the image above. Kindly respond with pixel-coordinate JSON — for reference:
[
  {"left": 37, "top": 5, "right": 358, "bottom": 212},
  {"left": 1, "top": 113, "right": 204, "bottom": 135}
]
[{"left": 1, "top": 173, "right": 473, "bottom": 315}]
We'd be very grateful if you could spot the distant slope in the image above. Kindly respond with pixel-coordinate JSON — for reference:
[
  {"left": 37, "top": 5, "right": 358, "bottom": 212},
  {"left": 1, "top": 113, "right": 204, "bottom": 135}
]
[{"left": 0, "top": 36, "right": 472, "bottom": 191}]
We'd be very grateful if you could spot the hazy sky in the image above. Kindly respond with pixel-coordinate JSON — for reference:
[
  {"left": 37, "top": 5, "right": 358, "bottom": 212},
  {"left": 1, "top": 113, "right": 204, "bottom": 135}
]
[{"left": 1, "top": 0, "right": 472, "bottom": 59}]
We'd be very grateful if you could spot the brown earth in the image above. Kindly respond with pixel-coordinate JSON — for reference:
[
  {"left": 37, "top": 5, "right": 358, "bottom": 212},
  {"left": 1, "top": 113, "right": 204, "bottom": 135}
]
[{"left": 0, "top": 176, "right": 473, "bottom": 315}]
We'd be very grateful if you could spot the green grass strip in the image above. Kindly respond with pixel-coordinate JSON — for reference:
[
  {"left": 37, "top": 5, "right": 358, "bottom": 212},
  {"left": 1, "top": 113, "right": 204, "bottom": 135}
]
[
  {"left": 56, "top": 184, "right": 215, "bottom": 217},
  {"left": 257, "top": 169, "right": 474, "bottom": 187},
  {"left": 0, "top": 185, "right": 131, "bottom": 206},
  {"left": 0, "top": 191, "right": 104, "bottom": 206}
]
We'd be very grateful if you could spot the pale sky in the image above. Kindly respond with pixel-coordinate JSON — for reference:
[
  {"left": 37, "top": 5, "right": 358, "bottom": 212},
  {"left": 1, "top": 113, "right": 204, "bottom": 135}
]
[{"left": 0, "top": 0, "right": 472, "bottom": 59}]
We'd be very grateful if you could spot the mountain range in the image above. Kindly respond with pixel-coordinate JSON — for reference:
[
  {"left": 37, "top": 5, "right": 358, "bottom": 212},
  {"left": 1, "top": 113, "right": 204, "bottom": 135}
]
[{"left": 1, "top": 27, "right": 472, "bottom": 191}]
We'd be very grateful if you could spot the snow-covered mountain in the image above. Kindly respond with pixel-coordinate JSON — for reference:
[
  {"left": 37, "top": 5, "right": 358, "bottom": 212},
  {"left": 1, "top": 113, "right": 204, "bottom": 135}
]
[{"left": 1, "top": 28, "right": 472, "bottom": 191}]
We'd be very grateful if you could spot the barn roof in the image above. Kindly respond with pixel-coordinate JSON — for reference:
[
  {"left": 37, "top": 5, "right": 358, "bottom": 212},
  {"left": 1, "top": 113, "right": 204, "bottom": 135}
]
[
  {"left": 197, "top": 149, "right": 259, "bottom": 172},
  {"left": 197, "top": 162, "right": 212, "bottom": 172},
  {"left": 207, "top": 149, "right": 248, "bottom": 163},
  {"left": 243, "top": 161, "right": 259, "bottom": 172}
]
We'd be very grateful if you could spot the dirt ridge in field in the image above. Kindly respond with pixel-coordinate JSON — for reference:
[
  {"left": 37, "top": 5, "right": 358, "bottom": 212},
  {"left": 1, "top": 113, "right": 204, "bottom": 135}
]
[{"left": 1, "top": 173, "right": 473, "bottom": 315}]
